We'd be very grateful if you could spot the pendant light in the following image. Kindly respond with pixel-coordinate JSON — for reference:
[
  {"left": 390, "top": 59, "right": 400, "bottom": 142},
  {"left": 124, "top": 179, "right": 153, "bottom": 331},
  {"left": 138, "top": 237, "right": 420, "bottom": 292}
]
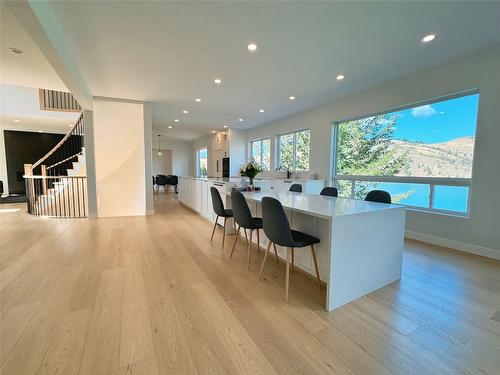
[{"left": 157, "top": 134, "right": 162, "bottom": 156}]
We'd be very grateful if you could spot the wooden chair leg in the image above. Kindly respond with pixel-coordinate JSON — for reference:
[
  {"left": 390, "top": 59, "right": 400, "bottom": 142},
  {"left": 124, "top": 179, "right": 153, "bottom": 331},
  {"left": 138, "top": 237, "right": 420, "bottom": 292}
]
[
  {"left": 222, "top": 217, "right": 226, "bottom": 252},
  {"left": 230, "top": 224, "right": 240, "bottom": 257},
  {"left": 258, "top": 241, "right": 272, "bottom": 280},
  {"left": 247, "top": 230, "right": 253, "bottom": 270},
  {"left": 291, "top": 247, "right": 295, "bottom": 273},
  {"left": 285, "top": 247, "right": 291, "bottom": 303},
  {"left": 210, "top": 216, "right": 218, "bottom": 242},
  {"left": 273, "top": 243, "right": 279, "bottom": 262},
  {"left": 256, "top": 229, "right": 260, "bottom": 253},
  {"left": 244, "top": 228, "right": 248, "bottom": 243},
  {"left": 311, "top": 244, "right": 321, "bottom": 288}
]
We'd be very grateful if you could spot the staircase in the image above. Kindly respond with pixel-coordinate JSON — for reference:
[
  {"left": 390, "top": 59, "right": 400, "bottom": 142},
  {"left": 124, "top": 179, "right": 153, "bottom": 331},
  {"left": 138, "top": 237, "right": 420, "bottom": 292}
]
[{"left": 24, "top": 113, "right": 88, "bottom": 218}]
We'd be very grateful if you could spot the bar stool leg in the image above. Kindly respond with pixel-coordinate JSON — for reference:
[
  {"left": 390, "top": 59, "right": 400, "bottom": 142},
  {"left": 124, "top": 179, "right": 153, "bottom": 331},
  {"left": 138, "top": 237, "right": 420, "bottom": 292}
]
[
  {"left": 221, "top": 217, "right": 226, "bottom": 252},
  {"left": 258, "top": 241, "right": 272, "bottom": 280},
  {"left": 311, "top": 244, "right": 321, "bottom": 288},
  {"left": 291, "top": 247, "right": 295, "bottom": 272},
  {"left": 247, "top": 229, "right": 253, "bottom": 270},
  {"left": 244, "top": 228, "right": 248, "bottom": 244},
  {"left": 231, "top": 224, "right": 240, "bottom": 257},
  {"left": 210, "top": 215, "right": 218, "bottom": 242},
  {"left": 285, "top": 247, "right": 291, "bottom": 303},
  {"left": 256, "top": 229, "right": 260, "bottom": 253},
  {"left": 273, "top": 243, "right": 279, "bottom": 262}
]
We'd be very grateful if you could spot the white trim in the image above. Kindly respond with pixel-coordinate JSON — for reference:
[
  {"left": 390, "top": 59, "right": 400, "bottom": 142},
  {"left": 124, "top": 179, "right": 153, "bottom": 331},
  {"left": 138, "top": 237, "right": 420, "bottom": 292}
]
[{"left": 405, "top": 230, "right": 500, "bottom": 260}]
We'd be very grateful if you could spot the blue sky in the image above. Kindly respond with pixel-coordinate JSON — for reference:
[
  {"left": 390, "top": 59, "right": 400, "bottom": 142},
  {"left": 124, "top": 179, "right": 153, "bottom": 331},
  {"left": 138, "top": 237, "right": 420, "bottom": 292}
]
[{"left": 391, "top": 93, "right": 479, "bottom": 143}]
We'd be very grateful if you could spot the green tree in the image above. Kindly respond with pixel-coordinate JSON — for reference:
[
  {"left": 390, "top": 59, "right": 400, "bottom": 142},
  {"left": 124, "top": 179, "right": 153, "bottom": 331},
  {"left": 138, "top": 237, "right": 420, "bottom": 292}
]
[{"left": 337, "top": 114, "right": 410, "bottom": 201}]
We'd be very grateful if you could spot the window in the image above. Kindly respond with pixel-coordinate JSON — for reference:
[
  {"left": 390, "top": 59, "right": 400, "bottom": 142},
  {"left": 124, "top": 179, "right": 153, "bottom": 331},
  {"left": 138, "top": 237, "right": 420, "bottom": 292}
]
[
  {"left": 196, "top": 148, "right": 207, "bottom": 177},
  {"left": 333, "top": 92, "right": 479, "bottom": 215},
  {"left": 250, "top": 138, "right": 271, "bottom": 170},
  {"left": 278, "top": 129, "right": 310, "bottom": 172}
]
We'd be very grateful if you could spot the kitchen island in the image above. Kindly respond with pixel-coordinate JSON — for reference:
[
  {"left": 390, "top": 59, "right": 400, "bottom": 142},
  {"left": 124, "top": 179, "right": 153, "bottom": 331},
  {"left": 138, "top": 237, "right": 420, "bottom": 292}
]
[{"left": 228, "top": 191, "right": 406, "bottom": 311}]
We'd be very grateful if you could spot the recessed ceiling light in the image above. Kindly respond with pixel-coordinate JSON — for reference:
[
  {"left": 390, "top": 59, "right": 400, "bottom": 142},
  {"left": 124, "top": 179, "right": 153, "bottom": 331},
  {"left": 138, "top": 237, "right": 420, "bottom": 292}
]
[
  {"left": 174, "top": 119, "right": 179, "bottom": 122},
  {"left": 14, "top": 119, "right": 20, "bottom": 122},
  {"left": 214, "top": 78, "right": 222, "bottom": 84},
  {"left": 38, "top": 130, "right": 43, "bottom": 133},
  {"left": 289, "top": 96, "right": 296, "bottom": 101},
  {"left": 223, "top": 125, "right": 228, "bottom": 128},
  {"left": 211, "top": 130, "right": 216, "bottom": 133},
  {"left": 9, "top": 47, "right": 23, "bottom": 54},
  {"left": 259, "top": 109, "right": 264, "bottom": 113},
  {"left": 336, "top": 74, "right": 345, "bottom": 81},
  {"left": 248, "top": 43, "right": 257, "bottom": 52},
  {"left": 238, "top": 118, "right": 244, "bottom": 122},
  {"left": 182, "top": 110, "right": 189, "bottom": 114},
  {"left": 195, "top": 98, "right": 202, "bottom": 102},
  {"left": 168, "top": 126, "right": 173, "bottom": 129},
  {"left": 422, "top": 34, "right": 436, "bottom": 43}
]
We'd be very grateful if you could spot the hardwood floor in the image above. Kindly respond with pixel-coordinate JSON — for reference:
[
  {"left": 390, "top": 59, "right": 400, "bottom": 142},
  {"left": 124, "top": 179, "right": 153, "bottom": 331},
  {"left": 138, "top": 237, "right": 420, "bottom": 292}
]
[{"left": 1, "top": 194, "right": 499, "bottom": 375}]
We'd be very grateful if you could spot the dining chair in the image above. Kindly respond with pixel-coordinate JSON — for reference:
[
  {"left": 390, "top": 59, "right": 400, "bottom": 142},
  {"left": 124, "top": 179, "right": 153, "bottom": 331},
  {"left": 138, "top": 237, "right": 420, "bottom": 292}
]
[
  {"left": 231, "top": 190, "right": 278, "bottom": 270},
  {"left": 320, "top": 187, "right": 338, "bottom": 197},
  {"left": 365, "top": 190, "right": 391, "bottom": 204},
  {"left": 210, "top": 187, "right": 234, "bottom": 252},
  {"left": 289, "top": 184, "right": 302, "bottom": 193},
  {"left": 259, "top": 196, "right": 321, "bottom": 302}
]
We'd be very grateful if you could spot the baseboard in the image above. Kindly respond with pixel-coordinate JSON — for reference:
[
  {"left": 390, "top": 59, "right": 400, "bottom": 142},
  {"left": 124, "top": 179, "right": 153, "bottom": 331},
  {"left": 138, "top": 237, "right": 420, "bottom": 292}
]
[{"left": 405, "top": 230, "right": 500, "bottom": 260}]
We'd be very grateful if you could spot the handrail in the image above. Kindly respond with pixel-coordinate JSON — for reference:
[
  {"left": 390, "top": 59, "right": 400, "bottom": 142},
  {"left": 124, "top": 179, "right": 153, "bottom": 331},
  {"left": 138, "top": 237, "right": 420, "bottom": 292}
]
[{"left": 32, "top": 112, "right": 83, "bottom": 169}]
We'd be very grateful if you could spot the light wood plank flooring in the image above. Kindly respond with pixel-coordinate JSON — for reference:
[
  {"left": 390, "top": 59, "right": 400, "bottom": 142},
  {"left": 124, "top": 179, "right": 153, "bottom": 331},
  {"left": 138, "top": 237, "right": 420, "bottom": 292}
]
[{"left": 1, "top": 193, "right": 499, "bottom": 375}]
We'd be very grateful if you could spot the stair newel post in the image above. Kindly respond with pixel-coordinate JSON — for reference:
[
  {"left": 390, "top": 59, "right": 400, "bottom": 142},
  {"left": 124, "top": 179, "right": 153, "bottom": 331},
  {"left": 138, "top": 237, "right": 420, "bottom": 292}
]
[
  {"left": 24, "top": 164, "right": 35, "bottom": 213},
  {"left": 41, "top": 165, "right": 48, "bottom": 196}
]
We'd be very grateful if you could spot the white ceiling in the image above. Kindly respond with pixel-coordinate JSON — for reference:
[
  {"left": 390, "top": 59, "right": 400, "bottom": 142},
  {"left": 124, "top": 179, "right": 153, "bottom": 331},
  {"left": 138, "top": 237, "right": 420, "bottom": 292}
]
[
  {"left": 0, "top": 2, "right": 67, "bottom": 91},
  {"left": 16, "top": 1, "right": 500, "bottom": 141}
]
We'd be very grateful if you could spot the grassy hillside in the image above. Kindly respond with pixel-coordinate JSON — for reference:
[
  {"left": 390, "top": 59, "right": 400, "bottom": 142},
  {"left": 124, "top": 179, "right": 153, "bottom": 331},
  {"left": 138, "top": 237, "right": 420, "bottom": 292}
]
[{"left": 392, "top": 137, "right": 474, "bottom": 178}]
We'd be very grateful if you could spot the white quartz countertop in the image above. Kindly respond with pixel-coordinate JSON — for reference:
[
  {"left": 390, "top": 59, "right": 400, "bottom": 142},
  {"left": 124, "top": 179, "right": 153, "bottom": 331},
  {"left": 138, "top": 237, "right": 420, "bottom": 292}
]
[
  {"left": 231, "top": 191, "right": 404, "bottom": 220},
  {"left": 179, "top": 176, "right": 241, "bottom": 183}
]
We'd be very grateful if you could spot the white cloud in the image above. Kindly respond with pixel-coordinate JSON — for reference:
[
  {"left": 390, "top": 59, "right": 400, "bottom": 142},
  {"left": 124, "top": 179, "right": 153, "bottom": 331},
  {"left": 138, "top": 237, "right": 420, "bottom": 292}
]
[{"left": 411, "top": 105, "right": 437, "bottom": 118}]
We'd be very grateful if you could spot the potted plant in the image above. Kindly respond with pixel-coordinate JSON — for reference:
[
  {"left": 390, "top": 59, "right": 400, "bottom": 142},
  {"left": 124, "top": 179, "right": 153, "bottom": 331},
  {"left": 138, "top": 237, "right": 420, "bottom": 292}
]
[{"left": 239, "top": 160, "right": 263, "bottom": 190}]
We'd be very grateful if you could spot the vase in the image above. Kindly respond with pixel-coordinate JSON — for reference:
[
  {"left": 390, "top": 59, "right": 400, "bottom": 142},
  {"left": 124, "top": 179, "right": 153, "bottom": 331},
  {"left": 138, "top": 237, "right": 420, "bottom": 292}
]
[{"left": 248, "top": 178, "right": 254, "bottom": 191}]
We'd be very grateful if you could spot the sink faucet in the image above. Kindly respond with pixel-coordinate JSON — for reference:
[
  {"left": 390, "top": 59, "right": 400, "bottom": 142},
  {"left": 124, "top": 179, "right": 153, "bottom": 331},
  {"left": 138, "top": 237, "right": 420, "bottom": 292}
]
[{"left": 277, "top": 164, "right": 291, "bottom": 179}]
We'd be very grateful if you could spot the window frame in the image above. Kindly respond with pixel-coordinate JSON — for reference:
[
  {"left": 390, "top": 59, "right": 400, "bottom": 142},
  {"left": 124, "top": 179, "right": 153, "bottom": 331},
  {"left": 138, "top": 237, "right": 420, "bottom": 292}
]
[
  {"left": 249, "top": 137, "right": 271, "bottom": 170},
  {"left": 196, "top": 147, "right": 208, "bottom": 177},
  {"left": 277, "top": 128, "right": 311, "bottom": 172},
  {"left": 332, "top": 90, "right": 479, "bottom": 216}
]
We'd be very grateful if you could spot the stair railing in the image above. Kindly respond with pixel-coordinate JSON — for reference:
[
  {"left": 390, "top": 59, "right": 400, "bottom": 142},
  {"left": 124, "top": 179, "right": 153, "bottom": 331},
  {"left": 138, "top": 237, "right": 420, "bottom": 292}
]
[{"left": 24, "top": 113, "right": 87, "bottom": 218}]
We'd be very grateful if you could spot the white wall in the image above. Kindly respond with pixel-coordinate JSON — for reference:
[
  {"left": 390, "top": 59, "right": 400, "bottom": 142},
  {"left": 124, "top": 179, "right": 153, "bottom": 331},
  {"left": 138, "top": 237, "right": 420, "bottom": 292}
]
[
  {"left": 0, "top": 125, "right": 8, "bottom": 196},
  {"left": 93, "top": 99, "right": 146, "bottom": 217},
  {"left": 153, "top": 149, "right": 173, "bottom": 175},
  {"left": 247, "top": 46, "right": 500, "bottom": 255},
  {"left": 158, "top": 140, "right": 193, "bottom": 176}
]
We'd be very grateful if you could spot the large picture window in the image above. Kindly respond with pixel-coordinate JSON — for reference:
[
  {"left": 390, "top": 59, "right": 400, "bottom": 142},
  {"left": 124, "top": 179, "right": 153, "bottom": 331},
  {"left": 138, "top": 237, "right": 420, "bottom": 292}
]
[
  {"left": 196, "top": 148, "right": 207, "bottom": 177},
  {"left": 278, "top": 129, "right": 310, "bottom": 172},
  {"left": 250, "top": 138, "right": 271, "bottom": 170},
  {"left": 333, "top": 92, "right": 479, "bottom": 214}
]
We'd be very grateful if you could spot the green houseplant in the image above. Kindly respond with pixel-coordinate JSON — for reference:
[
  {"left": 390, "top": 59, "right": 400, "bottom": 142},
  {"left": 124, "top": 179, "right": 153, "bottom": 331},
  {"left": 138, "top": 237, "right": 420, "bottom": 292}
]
[{"left": 239, "top": 160, "right": 263, "bottom": 188}]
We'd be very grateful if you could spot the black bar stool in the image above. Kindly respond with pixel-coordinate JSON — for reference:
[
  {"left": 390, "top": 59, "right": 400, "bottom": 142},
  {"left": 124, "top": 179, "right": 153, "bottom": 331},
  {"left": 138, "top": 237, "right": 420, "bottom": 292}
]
[
  {"left": 259, "top": 196, "right": 321, "bottom": 302},
  {"left": 289, "top": 184, "right": 302, "bottom": 192},
  {"left": 365, "top": 190, "right": 391, "bottom": 204},
  {"left": 210, "top": 187, "right": 233, "bottom": 252},
  {"left": 320, "top": 187, "right": 338, "bottom": 197},
  {"left": 230, "top": 190, "right": 278, "bottom": 270}
]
